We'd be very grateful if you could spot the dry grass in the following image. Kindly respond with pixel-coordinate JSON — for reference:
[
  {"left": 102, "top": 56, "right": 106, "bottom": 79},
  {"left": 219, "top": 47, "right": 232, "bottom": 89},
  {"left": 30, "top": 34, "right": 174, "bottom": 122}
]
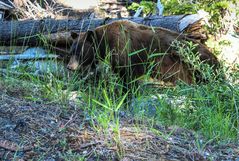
[
  {"left": 0, "top": 90, "right": 238, "bottom": 160},
  {"left": 13, "top": 0, "right": 93, "bottom": 20}
]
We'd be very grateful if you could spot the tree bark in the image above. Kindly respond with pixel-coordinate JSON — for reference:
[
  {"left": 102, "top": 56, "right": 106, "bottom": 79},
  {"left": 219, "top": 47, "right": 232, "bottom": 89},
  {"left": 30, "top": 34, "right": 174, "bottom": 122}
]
[{"left": 0, "top": 14, "right": 207, "bottom": 46}]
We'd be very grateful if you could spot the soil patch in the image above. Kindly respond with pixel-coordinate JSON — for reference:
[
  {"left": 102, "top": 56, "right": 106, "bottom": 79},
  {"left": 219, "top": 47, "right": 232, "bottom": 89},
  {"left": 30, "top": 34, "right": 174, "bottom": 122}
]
[{"left": 0, "top": 91, "right": 238, "bottom": 160}]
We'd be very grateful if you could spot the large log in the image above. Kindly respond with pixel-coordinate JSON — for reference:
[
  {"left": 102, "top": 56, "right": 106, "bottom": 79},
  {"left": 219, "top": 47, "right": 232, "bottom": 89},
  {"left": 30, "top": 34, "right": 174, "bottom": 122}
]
[{"left": 0, "top": 14, "right": 208, "bottom": 46}]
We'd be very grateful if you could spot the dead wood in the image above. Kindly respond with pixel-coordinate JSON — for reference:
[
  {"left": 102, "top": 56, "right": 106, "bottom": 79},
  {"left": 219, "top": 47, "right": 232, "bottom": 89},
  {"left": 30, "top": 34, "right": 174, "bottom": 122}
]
[{"left": 0, "top": 14, "right": 208, "bottom": 46}]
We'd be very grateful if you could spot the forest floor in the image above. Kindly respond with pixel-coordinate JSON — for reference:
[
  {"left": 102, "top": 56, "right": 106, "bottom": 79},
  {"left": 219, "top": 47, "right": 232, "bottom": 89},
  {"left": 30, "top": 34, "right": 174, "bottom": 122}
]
[{"left": 0, "top": 81, "right": 239, "bottom": 160}]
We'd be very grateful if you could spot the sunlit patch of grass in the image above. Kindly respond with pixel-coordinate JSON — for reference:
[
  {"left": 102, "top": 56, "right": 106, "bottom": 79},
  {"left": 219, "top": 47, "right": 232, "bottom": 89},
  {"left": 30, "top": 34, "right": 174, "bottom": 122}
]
[{"left": 137, "top": 82, "right": 239, "bottom": 141}]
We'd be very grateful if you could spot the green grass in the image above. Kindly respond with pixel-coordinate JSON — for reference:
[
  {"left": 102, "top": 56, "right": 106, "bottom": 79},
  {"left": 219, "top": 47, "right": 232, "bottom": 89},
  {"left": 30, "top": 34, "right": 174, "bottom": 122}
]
[
  {"left": 1, "top": 59, "right": 238, "bottom": 143},
  {"left": 1, "top": 39, "right": 239, "bottom": 156},
  {"left": 168, "top": 83, "right": 238, "bottom": 141}
]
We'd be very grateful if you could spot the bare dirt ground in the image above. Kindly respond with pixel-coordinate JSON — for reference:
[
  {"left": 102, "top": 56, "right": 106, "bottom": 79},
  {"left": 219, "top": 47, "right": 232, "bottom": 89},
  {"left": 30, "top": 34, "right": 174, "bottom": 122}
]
[{"left": 0, "top": 85, "right": 238, "bottom": 160}]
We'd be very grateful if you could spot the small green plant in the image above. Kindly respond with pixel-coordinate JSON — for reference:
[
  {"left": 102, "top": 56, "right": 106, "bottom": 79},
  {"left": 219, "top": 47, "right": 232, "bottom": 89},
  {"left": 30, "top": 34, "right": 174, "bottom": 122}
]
[
  {"left": 171, "top": 40, "right": 216, "bottom": 82},
  {"left": 162, "top": 0, "right": 199, "bottom": 15},
  {"left": 128, "top": 1, "right": 156, "bottom": 15}
]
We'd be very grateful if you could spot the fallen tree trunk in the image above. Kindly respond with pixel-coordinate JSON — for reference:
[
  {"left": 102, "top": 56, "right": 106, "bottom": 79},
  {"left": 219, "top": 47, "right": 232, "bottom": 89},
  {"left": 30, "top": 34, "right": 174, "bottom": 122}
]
[{"left": 0, "top": 14, "right": 208, "bottom": 46}]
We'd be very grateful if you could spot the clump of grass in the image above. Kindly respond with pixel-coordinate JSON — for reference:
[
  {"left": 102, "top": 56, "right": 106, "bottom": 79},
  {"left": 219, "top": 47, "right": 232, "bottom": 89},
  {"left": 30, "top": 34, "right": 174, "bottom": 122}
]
[
  {"left": 171, "top": 40, "right": 219, "bottom": 82},
  {"left": 173, "top": 83, "right": 238, "bottom": 141},
  {"left": 1, "top": 31, "right": 239, "bottom": 149},
  {"left": 123, "top": 40, "right": 238, "bottom": 141}
]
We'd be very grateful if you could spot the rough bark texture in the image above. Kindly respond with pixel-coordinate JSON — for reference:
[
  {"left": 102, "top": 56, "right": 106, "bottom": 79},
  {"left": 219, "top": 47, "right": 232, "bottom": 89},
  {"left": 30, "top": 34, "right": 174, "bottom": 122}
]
[{"left": 0, "top": 14, "right": 207, "bottom": 46}]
